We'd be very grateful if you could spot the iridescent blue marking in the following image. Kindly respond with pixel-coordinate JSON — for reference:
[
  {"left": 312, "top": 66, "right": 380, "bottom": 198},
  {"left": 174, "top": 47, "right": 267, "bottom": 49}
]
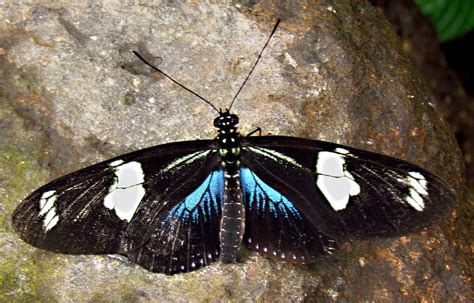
[
  {"left": 240, "top": 167, "right": 301, "bottom": 219},
  {"left": 163, "top": 170, "right": 224, "bottom": 224}
]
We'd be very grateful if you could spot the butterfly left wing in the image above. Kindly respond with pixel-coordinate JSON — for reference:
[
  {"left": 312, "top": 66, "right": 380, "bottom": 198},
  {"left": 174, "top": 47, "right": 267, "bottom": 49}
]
[
  {"left": 241, "top": 136, "right": 455, "bottom": 243},
  {"left": 123, "top": 169, "right": 224, "bottom": 274},
  {"left": 13, "top": 140, "right": 225, "bottom": 274}
]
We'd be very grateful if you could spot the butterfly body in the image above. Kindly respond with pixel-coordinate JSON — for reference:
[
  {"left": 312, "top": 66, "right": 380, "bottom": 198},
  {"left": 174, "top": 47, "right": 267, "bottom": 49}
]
[{"left": 214, "top": 112, "right": 245, "bottom": 263}]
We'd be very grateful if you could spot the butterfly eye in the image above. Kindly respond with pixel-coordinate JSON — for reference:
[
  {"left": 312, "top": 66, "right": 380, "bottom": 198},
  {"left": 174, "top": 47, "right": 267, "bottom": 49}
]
[
  {"left": 229, "top": 114, "right": 239, "bottom": 126},
  {"left": 213, "top": 116, "right": 224, "bottom": 128}
]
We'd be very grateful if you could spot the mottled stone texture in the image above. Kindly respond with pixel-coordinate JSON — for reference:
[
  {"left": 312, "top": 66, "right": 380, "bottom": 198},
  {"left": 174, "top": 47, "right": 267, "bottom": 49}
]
[{"left": 0, "top": 1, "right": 469, "bottom": 302}]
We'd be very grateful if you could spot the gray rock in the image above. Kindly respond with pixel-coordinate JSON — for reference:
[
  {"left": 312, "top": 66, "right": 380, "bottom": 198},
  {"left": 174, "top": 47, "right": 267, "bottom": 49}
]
[{"left": 0, "top": 0, "right": 468, "bottom": 302}]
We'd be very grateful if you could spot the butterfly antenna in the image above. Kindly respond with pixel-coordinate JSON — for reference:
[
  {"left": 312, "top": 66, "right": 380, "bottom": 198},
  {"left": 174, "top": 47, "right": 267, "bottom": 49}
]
[
  {"left": 228, "top": 19, "right": 281, "bottom": 111},
  {"left": 132, "top": 51, "right": 220, "bottom": 113}
]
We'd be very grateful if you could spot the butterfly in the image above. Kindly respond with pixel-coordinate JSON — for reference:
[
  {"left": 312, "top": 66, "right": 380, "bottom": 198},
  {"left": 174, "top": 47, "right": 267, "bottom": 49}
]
[{"left": 12, "top": 20, "right": 455, "bottom": 275}]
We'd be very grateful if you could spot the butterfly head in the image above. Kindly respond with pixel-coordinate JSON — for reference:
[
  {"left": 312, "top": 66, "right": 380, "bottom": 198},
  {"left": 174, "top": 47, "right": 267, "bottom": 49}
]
[{"left": 214, "top": 110, "right": 239, "bottom": 130}]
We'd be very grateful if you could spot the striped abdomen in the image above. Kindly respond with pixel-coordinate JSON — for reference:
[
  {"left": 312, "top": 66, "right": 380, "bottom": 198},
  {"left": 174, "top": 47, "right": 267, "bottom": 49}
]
[{"left": 219, "top": 169, "right": 245, "bottom": 263}]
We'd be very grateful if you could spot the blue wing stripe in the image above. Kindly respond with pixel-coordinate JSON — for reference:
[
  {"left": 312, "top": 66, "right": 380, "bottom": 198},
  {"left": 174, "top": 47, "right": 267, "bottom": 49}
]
[
  {"left": 240, "top": 167, "right": 302, "bottom": 219},
  {"left": 163, "top": 170, "right": 224, "bottom": 224}
]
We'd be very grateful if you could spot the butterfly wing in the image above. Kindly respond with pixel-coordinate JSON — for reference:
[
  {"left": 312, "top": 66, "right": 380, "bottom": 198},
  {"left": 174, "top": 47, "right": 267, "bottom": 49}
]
[
  {"left": 12, "top": 140, "right": 224, "bottom": 274},
  {"left": 239, "top": 167, "right": 338, "bottom": 263},
  {"left": 241, "top": 136, "right": 455, "bottom": 242},
  {"left": 123, "top": 169, "right": 224, "bottom": 274}
]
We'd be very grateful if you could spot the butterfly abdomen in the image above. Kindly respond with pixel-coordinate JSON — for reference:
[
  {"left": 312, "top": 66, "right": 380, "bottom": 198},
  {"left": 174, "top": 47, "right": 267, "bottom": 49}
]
[{"left": 220, "top": 169, "right": 245, "bottom": 263}]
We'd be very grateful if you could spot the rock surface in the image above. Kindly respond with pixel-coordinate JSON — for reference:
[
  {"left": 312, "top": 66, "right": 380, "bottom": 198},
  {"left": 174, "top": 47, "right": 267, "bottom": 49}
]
[{"left": 0, "top": 1, "right": 469, "bottom": 302}]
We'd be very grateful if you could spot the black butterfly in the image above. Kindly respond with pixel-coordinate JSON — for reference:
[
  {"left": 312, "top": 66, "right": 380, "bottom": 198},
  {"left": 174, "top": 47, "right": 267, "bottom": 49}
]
[{"left": 12, "top": 20, "right": 455, "bottom": 275}]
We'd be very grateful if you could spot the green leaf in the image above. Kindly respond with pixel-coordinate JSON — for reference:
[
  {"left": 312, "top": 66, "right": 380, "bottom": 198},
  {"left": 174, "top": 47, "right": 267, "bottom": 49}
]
[{"left": 416, "top": 0, "right": 474, "bottom": 41}]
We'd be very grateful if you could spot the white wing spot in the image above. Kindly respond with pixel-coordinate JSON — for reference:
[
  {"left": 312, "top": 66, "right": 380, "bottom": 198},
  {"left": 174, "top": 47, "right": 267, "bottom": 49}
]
[
  {"left": 45, "top": 215, "right": 59, "bottom": 231},
  {"left": 39, "top": 190, "right": 55, "bottom": 216},
  {"left": 408, "top": 171, "right": 428, "bottom": 195},
  {"left": 109, "top": 159, "right": 125, "bottom": 167},
  {"left": 334, "top": 147, "right": 350, "bottom": 154},
  {"left": 104, "top": 161, "right": 145, "bottom": 222},
  {"left": 399, "top": 171, "right": 428, "bottom": 211},
  {"left": 41, "top": 190, "right": 55, "bottom": 199},
  {"left": 39, "top": 190, "right": 59, "bottom": 231},
  {"left": 316, "top": 150, "right": 360, "bottom": 211}
]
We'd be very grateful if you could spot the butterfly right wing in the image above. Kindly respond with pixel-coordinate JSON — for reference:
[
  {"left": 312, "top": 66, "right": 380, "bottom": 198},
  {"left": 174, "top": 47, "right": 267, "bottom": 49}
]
[
  {"left": 13, "top": 140, "right": 224, "bottom": 274},
  {"left": 239, "top": 167, "right": 338, "bottom": 263},
  {"left": 240, "top": 136, "right": 455, "bottom": 240}
]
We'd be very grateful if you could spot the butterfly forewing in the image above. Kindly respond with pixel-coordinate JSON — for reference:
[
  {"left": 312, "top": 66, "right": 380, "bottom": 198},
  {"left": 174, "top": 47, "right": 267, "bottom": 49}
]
[
  {"left": 241, "top": 136, "right": 455, "bottom": 240},
  {"left": 13, "top": 140, "right": 225, "bottom": 274},
  {"left": 13, "top": 169, "right": 124, "bottom": 254}
]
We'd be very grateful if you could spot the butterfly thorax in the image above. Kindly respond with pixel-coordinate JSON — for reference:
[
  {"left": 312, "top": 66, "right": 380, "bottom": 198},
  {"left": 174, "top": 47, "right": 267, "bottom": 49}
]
[
  {"left": 214, "top": 111, "right": 241, "bottom": 168},
  {"left": 213, "top": 111, "right": 245, "bottom": 263}
]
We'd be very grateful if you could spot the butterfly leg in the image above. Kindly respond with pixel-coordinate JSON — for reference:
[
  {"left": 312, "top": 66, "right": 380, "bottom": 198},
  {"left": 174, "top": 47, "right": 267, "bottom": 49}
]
[{"left": 246, "top": 127, "right": 262, "bottom": 137}]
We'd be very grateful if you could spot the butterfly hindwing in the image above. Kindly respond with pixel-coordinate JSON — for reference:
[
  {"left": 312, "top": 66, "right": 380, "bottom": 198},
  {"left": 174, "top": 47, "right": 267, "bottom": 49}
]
[
  {"left": 123, "top": 169, "right": 224, "bottom": 274},
  {"left": 13, "top": 140, "right": 225, "bottom": 274},
  {"left": 241, "top": 136, "right": 455, "bottom": 240},
  {"left": 240, "top": 167, "right": 338, "bottom": 263}
]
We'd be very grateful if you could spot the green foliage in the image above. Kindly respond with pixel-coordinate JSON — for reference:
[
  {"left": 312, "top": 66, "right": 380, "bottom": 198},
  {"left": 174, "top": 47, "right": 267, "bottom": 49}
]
[{"left": 416, "top": 0, "right": 474, "bottom": 41}]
